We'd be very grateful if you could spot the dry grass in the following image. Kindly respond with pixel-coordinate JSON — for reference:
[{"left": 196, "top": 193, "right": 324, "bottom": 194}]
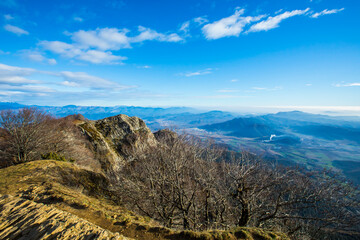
[{"left": 0, "top": 160, "right": 289, "bottom": 240}]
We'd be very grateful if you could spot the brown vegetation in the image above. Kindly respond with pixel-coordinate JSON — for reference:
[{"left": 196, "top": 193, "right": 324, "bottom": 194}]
[
  {"left": 118, "top": 131, "right": 360, "bottom": 239},
  {"left": 0, "top": 108, "right": 100, "bottom": 171},
  {"left": 0, "top": 160, "right": 288, "bottom": 240}
]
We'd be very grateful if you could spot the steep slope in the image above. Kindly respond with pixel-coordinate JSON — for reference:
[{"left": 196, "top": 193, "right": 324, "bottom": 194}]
[
  {"left": 0, "top": 195, "right": 129, "bottom": 240},
  {"left": 0, "top": 160, "right": 289, "bottom": 240}
]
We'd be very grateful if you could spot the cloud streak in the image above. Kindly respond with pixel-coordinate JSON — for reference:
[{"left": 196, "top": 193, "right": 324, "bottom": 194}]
[
  {"left": 4, "top": 24, "right": 29, "bottom": 36},
  {"left": 202, "top": 8, "right": 265, "bottom": 39},
  {"left": 4, "top": 14, "right": 14, "bottom": 20},
  {"left": 217, "top": 89, "right": 239, "bottom": 93},
  {"left": 311, "top": 8, "right": 344, "bottom": 18},
  {"left": 334, "top": 82, "right": 360, "bottom": 87},
  {"left": 0, "top": 62, "right": 135, "bottom": 102},
  {"left": 200, "top": 6, "right": 343, "bottom": 39},
  {"left": 183, "top": 68, "right": 213, "bottom": 77},
  {"left": 248, "top": 8, "right": 310, "bottom": 32},
  {"left": 58, "top": 71, "right": 133, "bottom": 90}
]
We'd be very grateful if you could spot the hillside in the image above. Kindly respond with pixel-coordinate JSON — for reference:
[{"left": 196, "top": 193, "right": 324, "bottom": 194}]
[
  {"left": 0, "top": 195, "right": 129, "bottom": 240},
  {"left": 0, "top": 160, "right": 289, "bottom": 240},
  {"left": 201, "top": 117, "right": 282, "bottom": 138},
  {"left": 0, "top": 111, "right": 290, "bottom": 240},
  {"left": 1, "top": 110, "right": 358, "bottom": 239},
  {"left": 197, "top": 112, "right": 360, "bottom": 183}
]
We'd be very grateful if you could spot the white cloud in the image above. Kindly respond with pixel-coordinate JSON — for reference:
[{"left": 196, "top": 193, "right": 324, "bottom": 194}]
[
  {"left": 252, "top": 87, "right": 266, "bottom": 90},
  {"left": 0, "top": 63, "right": 35, "bottom": 76},
  {"left": 40, "top": 26, "right": 182, "bottom": 64},
  {"left": 4, "top": 14, "right": 14, "bottom": 20},
  {"left": 132, "top": 26, "right": 183, "bottom": 43},
  {"left": 199, "top": 95, "right": 248, "bottom": 99},
  {"left": 193, "top": 16, "right": 208, "bottom": 26},
  {"left": 48, "top": 59, "right": 57, "bottom": 65},
  {"left": 27, "top": 52, "right": 45, "bottom": 62},
  {"left": 178, "top": 16, "right": 209, "bottom": 38},
  {"left": 334, "top": 82, "right": 360, "bottom": 87},
  {"left": 4, "top": 24, "right": 29, "bottom": 36},
  {"left": 40, "top": 41, "right": 79, "bottom": 57},
  {"left": 252, "top": 86, "right": 282, "bottom": 91},
  {"left": 275, "top": 9, "right": 283, "bottom": 15},
  {"left": 217, "top": 89, "right": 239, "bottom": 93},
  {"left": 311, "top": 8, "right": 345, "bottom": 18},
  {"left": 20, "top": 50, "right": 45, "bottom": 62},
  {"left": 0, "top": 90, "right": 24, "bottom": 97},
  {"left": 202, "top": 8, "right": 266, "bottom": 40},
  {"left": 230, "top": 79, "right": 238, "bottom": 82},
  {"left": 137, "top": 65, "right": 151, "bottom": 69},
  {"left": 0, "top": 84, "right": 54, "bottom": 93},
  {"left": 72, "top": 28, "right": 131, "bottom": 50},
  {"left": 179, "top": 21, "right": 190, "bottom": 34},
  {"left": 74, "top": 17, "right": 83, "bottom": 22},
  {"left": 248, "top": 8, "right": 310, "bottom": 32},
  {"left": 0, "top": 63, "right": 137, "bottom": 103},
  {"left": 0, "top": 76, "right": 39, "bottom": 85},
  {"left": 0, "top": 63, "right": 39, "bottom": 85},
  {"left": 76, "top": 50, "right": 126, "bottom": 64},
  {"left": 59, "top": 71, "right": 133, "bottom": 90},
  {"left": 19, "top": 50, "right": 58, "bottom": 65},
  {"left": 183, "top": 68, "right": 213, "bottom": 77},
  {"left": 40, "top": 40, "right": 127, "bottom": 64}
]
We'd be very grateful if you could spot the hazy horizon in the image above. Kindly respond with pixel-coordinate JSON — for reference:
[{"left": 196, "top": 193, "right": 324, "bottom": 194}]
[{"left": 2, "top": 101, "right": 360, "bottom": 117}]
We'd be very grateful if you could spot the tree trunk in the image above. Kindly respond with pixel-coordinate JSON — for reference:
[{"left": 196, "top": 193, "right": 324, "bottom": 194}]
[{"left": 238, "top": 202, "right": 249, "bottom": 226}]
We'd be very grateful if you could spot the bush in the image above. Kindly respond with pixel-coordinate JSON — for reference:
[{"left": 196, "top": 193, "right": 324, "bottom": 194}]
[{"left": 41, "top": 152, "right": 75, "bottom": 162}]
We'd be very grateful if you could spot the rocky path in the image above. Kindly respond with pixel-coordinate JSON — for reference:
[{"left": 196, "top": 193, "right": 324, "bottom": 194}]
[{"left": 0, "top": 195, "right": 132, "bottom": 240}]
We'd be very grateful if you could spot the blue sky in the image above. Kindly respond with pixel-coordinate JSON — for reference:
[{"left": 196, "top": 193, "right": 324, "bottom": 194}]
[{"left": 0, "top": 0, "right": 359, "bottom": 114}]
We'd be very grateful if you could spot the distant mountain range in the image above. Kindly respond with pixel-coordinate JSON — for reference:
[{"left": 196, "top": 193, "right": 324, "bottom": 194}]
[
  {"left": 1, "top": 102, "right": 360, "bottom": 184},
  {"left": 199, "top": 111, "right": 360, "bottom": 184},
  {"left": 0, "top": 102, "right": 237, "bottom": 130},
  {"left": 201, "top": 111, "right": 360, "bottom": 143}
]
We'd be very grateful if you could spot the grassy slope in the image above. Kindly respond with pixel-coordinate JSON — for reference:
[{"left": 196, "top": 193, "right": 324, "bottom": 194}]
[{"left": 0, "top": 160, "right": 289, "bottom": 240}]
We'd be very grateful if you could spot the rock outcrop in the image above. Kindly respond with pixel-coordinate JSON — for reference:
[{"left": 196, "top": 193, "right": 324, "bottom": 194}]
[
  {"left": 78, "top": 114, "right": 157, "bottom": 174},
  {"left": 153, "top": 129, "right": 178, "bottom": 142},
  {"left": 0, "top": 195, "right": 131, "bottom": 240}
]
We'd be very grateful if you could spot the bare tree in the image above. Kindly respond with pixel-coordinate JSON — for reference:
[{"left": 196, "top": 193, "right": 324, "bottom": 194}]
[
  {"left": 119, "top": 132, "right": 227, "bottom": 230},
  {"left": 220, "top": 153, "right": 360, "bottom": 239},
  {"left": 0, "top": 108, "right": 57, "bottom": 164},
  {"left": 0, "top": 108, "right": 96, "bottom": 169},
  {"left": 119, "top": 131, "right": 360, "bottom": 239}
]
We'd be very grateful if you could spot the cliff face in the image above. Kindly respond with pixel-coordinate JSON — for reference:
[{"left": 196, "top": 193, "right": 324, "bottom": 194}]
[{"left": 78, "top": 114, "right": 157, "bottom": 174}]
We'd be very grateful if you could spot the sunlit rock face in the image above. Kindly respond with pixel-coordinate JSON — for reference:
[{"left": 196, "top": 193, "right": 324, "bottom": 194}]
[{"left": 78, "top": 114, "right": 157, "bottom": 175}]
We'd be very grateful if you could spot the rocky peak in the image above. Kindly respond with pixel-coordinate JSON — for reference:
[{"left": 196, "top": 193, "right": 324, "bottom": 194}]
[
  {"left": 153, "top": 129, "right": 178, "bottom": 142},
  {"left": 78, "top": 114, "right": 157, "bottom": 175},
  {"left": 95, "top": 114, "right": 156, "bottom": 147}
]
